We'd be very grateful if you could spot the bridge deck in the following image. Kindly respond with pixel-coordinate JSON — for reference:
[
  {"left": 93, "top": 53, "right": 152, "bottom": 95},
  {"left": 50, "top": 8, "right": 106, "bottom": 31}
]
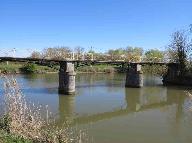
[{"left": 0, "top": 57, "right": 174, "bottom": 65}]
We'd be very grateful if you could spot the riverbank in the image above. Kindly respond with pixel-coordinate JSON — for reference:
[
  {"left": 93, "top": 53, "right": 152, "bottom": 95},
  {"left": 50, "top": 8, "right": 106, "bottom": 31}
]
[
  {"left": 0, "top": 62, "right": 59, "bottom": 74},
  {"left": 0, "top": 62, "right": 124, "bottom": 74},
  {"left": 0, "top": 62, "right": 168, "bottom": 75}
]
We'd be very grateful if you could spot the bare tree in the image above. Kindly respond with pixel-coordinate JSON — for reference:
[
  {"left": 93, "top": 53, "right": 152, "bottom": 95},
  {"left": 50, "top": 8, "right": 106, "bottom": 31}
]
[
  {"left": 75, "top": 46, "right": 84, "bottom": 60},
  {"left": 42, "top": 47, "right": 71, "bottom": 60},
  {"left": 31, "top": 51, "right": 41, "bottom": 58}
]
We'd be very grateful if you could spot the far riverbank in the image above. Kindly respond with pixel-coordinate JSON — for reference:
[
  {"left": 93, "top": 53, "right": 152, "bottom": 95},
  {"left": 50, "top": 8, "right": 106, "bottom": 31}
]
[{"left": 0, "top": 61, "right": 167, "bottom": 75}]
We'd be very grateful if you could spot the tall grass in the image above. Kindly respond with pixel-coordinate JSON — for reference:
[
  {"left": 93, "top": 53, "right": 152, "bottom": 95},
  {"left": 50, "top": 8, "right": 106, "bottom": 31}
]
[{"left": 0, "top": 75, "right": 87, "bottom": 143}]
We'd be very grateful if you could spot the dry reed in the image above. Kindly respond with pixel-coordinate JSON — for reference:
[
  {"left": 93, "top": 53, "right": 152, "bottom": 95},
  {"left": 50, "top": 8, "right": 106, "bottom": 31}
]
[{"left": 0, "top": 75, "right": 86, "bottom": 143}]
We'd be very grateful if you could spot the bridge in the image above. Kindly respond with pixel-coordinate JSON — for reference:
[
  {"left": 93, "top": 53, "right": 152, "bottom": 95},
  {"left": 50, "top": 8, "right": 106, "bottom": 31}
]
[{"left": 0, "top": 57, "right": 179, "bottom": 95}]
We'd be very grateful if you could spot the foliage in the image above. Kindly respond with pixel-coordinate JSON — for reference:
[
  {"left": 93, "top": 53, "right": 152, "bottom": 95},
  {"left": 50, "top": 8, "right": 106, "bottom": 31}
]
[
  {"left": 20, "top": 63, "right": 37, "bottom": 74},
  {"left": 0, "top": 62, "right": 22, "bottom": 74},
  {"left": 0, "top": 62, "right": 58, "bottom": 74},
  {"left": 126, "top": 47, "right": 143, "bottom": 62},
  {"left": 168, "top": 30, "right": 192, "bottom": 75},
  {"left": 144, "top": 49, "right": 164, "bottom": 62},
  {"left": 76, "top": 64, "right": 116, "bottom": 73},
  {"left": 0, "top": 130, "right": 32, "bottom": 143},
  {"left": 30, "top": 46, "right": 145, "bottom": 61},
  {"left": 107, "top": 48, "right": 126, "bottom": 61}
]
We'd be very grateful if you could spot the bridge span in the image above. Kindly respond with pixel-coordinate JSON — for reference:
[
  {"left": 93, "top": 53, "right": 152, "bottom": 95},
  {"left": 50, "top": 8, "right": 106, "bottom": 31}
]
[
  {"left": 0, "top": 57, "right": 170, "bottom": 65},
  {"left": 0, "top": 57, "right": 179, "bottom": 95}
]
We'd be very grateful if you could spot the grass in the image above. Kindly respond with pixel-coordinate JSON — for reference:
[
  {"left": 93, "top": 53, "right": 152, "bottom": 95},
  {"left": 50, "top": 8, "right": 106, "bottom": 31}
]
[
  {"left": 76, "top": 64, "right": 119, "bottom": 73},
  {"left": 0, "top": 62, "right": 22, "bottom": 73},
  {"left": 0, "top": 62, "right": 58, "bottom": 74},
  {"left": 0, "top": 75, "right": 87, "bottom": 143}
]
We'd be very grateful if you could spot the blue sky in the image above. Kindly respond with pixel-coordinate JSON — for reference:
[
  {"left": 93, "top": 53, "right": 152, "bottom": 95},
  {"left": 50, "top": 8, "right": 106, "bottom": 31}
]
[{"left": 0, "top": 0, "right": 192, "bottom": 57}]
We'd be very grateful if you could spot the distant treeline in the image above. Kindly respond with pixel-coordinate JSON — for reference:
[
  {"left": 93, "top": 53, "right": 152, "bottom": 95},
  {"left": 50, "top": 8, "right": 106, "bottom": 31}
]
[
  {"left": 30, "top": 46, "right": 168, "bottom": 62},
  {"left": 29, "top": 41, "right": 192, "bottom": 75}
]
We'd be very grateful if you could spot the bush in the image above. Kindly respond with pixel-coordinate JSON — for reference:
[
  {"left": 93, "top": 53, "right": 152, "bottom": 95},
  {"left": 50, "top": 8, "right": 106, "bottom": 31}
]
[{"left": 20, "top": 63, "right": 37, "bottom": 74}]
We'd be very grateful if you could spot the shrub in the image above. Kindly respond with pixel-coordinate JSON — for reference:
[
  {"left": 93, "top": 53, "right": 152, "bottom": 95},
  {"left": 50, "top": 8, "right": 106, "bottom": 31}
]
[{"left": 20, "top": 63, "right": 37, "bottom": 74}]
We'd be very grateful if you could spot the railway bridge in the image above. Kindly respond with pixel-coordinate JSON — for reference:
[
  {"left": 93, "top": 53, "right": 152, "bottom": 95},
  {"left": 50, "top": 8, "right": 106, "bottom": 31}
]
[{"left": 0, "top": 57, "right": 179, "bottom": 94}]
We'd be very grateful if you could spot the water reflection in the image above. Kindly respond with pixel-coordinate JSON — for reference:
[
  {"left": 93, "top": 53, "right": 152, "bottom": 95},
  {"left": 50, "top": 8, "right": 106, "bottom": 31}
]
[
  {"left": 58, "top": 94, "right": 75, "bottom": 121},
  {"left": 57, "top": 82, "right": 191, "bottom": 128},
  {"left": 1, "top": 73, "right": 192, "bottom": 143}
]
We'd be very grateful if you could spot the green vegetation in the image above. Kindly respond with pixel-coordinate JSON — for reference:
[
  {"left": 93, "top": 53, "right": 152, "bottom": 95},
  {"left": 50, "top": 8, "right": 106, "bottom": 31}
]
[
  {"left": 144, "top": 49, "right": 164, "bottom": 62},
  {"left": 168, "top": 30, "right": 192, "bottom": 76},
  {"left": 0, "top": 62, "right": 22, "bottom": 73},
  {"left": 162, "top": 27, "right": 192, "bottom": 85},
  {"left": 0, "top": 62, "right": 125, "bottom": 74},
  {"left": 76, "top": 64, "right": 116, "bottom": 73},
  {"left": 20, "top": 63, "right": 37, "bottom": 73},
  {"left": 28, "top": 46, "right": 167, "bottom": 75},
  {"left": 0, "top": 62, "right": 168, "bottom": 75},
  {"left": 0, "top": 62, "right": 58, "bottom": 74},
  {"left": 0, "top": 130, "right": 32, "bottom": 143}
]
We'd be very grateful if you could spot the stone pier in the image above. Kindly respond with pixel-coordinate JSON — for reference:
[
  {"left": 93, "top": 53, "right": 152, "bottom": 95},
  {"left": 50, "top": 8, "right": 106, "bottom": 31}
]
[
  {"left": 162, "top": 63, "right": 179, "bottom": 85},
  {"left": 125, "top": 63, "right": 143, "bottom": 88},
  {"left": 59, "top": 61, "right": 76, "bottom": 94}
]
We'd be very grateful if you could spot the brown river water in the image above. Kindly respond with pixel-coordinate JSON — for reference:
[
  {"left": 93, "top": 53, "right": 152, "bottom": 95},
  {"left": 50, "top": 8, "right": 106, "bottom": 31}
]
[{"left": 0, "top": 73, "right": 192, "bottom": 143}]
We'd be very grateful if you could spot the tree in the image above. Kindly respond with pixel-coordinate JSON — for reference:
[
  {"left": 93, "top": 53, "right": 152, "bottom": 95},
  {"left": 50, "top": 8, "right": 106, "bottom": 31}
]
[
  {"left": 31, "top": 51, "right": 41, "bottom": 59},
  {"left": 107, "top": 48, "right": 126, "bottom": 61},
  {"left": 126, "top": 47, "right": 143, "bottom": 62},
  {"left": 168, "top": 30, "right": 192, "bottom": 75},
  {"left": 74, "top": 46, "right": 84, "bottom": 60},
  {"left": 144, "top": 49, "right": 164, "bottom": 62},
  {"left": 42, "top": 47, "right": 71, "bottom": 60}
]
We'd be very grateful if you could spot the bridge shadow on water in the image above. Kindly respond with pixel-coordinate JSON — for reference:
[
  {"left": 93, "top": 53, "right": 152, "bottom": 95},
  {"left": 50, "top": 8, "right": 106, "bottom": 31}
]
[
  {"left": 56, "top": 83, "right": 191, "bottom": 127},
  {"left": 76, "top": 83, "right": 124, "bottom": 88}
]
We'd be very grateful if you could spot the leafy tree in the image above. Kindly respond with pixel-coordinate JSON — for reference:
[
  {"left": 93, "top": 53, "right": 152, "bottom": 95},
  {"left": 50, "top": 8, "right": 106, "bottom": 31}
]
[
  {"left": 107, "top": 48, "right": 126, "bottom": 61},
  {"left": 168, "top": 30, "right": 192, "bottom": 75},
  {"left": 144, "top": 49, "right": 164, "bottom": 62},
  {"left": 126, "top": 47, "right": 143, "bottom": 62}
]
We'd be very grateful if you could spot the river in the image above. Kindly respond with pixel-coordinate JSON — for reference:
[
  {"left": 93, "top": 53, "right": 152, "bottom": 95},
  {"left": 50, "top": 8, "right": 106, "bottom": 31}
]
[{"left": 0, "top": 73, "right": 192, "bottom": 143}]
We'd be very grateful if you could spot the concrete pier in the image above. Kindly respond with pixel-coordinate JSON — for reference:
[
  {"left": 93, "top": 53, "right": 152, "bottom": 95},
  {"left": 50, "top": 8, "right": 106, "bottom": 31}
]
[
  {"left": 59, "top": 62, "right": 76, "bottom": 94},
  {"left": 162, "top": 63, "right": 180, "bottom": 85},
  {"left": 125, "top": 63, "right": 143, "bottom": 88}
]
